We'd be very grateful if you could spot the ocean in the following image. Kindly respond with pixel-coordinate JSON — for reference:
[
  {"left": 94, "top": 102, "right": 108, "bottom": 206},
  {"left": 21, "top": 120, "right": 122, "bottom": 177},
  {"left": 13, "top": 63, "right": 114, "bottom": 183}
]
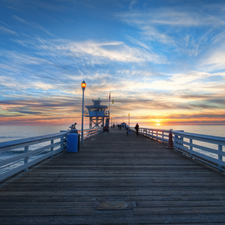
[{"left": 0, "top": 125, "right": 69, "bottom": 143}]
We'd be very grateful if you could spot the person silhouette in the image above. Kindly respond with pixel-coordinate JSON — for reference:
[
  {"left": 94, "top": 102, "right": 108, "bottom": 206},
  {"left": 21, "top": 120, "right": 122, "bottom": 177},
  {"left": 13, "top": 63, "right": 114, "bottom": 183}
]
[
  {"left": 135, "top": 123, "right": 139, "bottom": 136},
  {"left": 126, "top": 125, "right": 129, "bottom": 136}
]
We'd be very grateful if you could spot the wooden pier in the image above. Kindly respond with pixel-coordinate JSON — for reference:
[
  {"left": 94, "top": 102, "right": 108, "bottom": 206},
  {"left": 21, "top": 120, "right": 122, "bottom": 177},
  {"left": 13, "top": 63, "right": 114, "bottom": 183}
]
[{"left": 0, "top": 129, "right": 225, "bottom": 224}]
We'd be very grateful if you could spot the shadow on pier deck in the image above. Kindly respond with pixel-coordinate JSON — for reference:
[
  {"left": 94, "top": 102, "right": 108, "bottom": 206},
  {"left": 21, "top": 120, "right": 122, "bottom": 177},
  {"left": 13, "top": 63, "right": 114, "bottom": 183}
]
[{"left": 0, "top": 129, "right": 225, "bottom": 224}]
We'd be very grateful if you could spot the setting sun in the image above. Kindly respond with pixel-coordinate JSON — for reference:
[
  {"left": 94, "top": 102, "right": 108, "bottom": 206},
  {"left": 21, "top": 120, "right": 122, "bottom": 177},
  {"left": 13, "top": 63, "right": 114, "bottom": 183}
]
[{"left": 156, "top": 120, "right": 161, "bottom": 126}]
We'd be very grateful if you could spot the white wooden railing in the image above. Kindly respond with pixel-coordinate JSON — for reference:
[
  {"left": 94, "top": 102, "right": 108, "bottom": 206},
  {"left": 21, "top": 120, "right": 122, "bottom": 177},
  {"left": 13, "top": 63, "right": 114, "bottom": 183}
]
[
  {"left": 138, "top": 128, "right": 172, "bottom": 143},
  {"left": 173, "top": 131, "right": 225, "bottom": 172},
  {"left": 0, "top": 132, "right": 67, "bottom": 183},
  {"left": 81, "top": 127, "right": 102, "bottom": 139},
  {"left": 137, "top": 127, "right": 225, "bottom": 172},
  {"left": 0, "top": 127, "right": 102, "bottom": 183}
]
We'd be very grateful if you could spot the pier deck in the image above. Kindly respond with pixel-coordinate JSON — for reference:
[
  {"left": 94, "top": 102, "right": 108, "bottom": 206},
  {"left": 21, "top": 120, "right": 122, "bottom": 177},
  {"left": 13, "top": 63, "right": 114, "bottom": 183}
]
[{"left": 0, "top": 129, "right": 225, "bottom": 224}]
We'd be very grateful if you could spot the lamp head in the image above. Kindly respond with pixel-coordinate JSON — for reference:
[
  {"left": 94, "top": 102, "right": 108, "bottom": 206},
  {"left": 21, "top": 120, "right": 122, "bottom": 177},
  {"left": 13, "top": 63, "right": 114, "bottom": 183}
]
[{"left": 81, "top": 80, "right": 86, "bottom": 90}]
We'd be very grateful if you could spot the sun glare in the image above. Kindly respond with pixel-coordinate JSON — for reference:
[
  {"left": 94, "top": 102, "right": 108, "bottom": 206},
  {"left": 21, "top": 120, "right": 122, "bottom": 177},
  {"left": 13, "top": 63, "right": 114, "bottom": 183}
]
[{"left": 156, "top": 123, "right": 160, "bottom": 126}]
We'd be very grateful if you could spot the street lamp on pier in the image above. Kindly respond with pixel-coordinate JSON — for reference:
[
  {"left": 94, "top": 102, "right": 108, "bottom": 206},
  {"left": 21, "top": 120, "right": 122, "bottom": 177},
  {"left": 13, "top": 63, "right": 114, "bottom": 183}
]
[{"left": 81, "top": 80, "right": 86, "bottom": 145}]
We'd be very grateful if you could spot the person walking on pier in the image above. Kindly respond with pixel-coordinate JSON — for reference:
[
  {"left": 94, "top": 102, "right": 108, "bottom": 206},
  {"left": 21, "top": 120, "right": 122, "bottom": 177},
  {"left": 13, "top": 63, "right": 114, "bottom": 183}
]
[
  {"left": 135, "top": 123, "right": 139, "bottom": 136},
  {"left": 126, "top": 125, "right": 129, "bottom": 136}
]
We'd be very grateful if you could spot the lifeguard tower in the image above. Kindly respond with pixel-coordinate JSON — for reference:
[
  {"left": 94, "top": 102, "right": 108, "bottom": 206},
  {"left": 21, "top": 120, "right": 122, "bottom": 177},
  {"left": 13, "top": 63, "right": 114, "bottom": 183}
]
[{"left": 84, "top": 99, "right": 109, "bottom": 128}]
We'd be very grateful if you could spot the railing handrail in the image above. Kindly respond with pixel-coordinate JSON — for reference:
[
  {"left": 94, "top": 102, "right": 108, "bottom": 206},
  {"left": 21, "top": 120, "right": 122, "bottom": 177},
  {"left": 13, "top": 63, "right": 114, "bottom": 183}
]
[
  {"left": 83, "top": 128, "right": 100, "bottom": 131},
  {"left": 0, "top": 128, "right": 102, "bottom": 183},
  {"left": 0, "top": 128, "right": 102, "bottom": 149},
  {"left": 0, "top": 132, "right": 68, "bottom": 152},
  {"left": 84, "top": 111, "right": 109, "bottom": 116},
  {"left": 139, "top": 128, "right": 171, "bottom": 132},
  {"left": 137, "top": 127, "right": 225, "bottom": 172},
  {"left": 0, "top": 132, "right": 67, "bottom": 183},
  {"left": 173, "top": 131, "right": 225, "bottom": 144}
]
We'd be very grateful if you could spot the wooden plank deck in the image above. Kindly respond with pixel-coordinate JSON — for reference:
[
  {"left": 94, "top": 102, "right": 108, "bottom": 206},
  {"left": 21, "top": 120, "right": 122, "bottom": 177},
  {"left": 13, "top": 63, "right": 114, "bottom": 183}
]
[{"left": 0, "top": 128, "right": 225, "bottom": 224}]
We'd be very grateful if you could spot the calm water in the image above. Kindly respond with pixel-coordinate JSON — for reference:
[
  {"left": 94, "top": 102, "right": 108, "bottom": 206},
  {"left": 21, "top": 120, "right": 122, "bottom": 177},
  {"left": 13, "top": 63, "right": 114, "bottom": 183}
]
[{"left": 0, "top": 125, "right": 69, "bottom": 143}]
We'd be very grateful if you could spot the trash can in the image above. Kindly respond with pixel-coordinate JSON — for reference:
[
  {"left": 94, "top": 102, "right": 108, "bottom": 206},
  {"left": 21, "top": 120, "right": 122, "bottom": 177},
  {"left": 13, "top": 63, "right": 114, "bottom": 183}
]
[
  {"left": 67, "top": 133, "right": 78, "bottom": 152},
  {"left": 77, "top": 133, "right": 80, "bottom": 151}
]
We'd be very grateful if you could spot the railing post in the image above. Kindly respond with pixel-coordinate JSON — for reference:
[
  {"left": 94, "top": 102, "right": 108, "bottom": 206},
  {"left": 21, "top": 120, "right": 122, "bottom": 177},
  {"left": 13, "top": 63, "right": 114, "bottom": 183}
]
[
  {"left": 173, "top": 133, "right": 178, "bottom": 151},
  {"left": 24, "top": 146, "right": 29, "bottom": 171},
  {"left": 180, "top": 136, "right": 184, "bottom": 146},
  {"left": 218, "top": 144, "right": 223, "bottom": 172},
  {"left": 61, "top": 137, "right": 64, "bottom": 151},
  {"left": 190, "top": 139, "right": 193, "bottom": 158},
  {"left": 156, "top": 131, "right": 158, "bottom": 141},
  {"left": 51, "top": 139, "right": 54, "bottom": 158},
  {"left": 162, "top": 132, "right": 164, "bottom": 143},
  {"left": 190, "top": 139, "right": 193, "bottom": 151},
  {"left": 167, "top": 130, "right": 173, "bottom": 149}
]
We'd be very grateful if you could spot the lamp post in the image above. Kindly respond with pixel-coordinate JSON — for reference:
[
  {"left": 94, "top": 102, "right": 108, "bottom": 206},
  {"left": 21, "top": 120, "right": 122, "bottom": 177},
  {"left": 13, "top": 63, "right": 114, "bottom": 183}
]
[{"left": 81, "top": 80, "right": 86, "bottom": 145}]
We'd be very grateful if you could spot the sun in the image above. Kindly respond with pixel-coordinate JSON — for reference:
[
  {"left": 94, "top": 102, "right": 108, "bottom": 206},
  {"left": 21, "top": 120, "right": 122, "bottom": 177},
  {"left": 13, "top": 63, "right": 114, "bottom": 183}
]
[{"left": 156, "top": 120, "right": 161, "bottom": 126}]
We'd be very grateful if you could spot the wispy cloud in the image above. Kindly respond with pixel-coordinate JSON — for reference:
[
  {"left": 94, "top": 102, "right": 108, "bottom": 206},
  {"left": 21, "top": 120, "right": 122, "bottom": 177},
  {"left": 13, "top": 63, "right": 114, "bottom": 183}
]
[
  {"left": 0, "top": 51, "right": 54, "bottom": 65},
  {"left": 117, "top": 6, "right": 225, "bottom": 59},
  {"left": 15, "top": 38, "right": 167, "bottom": 64},
  {"left": 13, "top": 15, "right": 54, "bottom": 37},
  {"left": 199, "top": 47, "right": 225, "bottom": 71},
  {"left": 0, "top": 25, "right": 17, "bottom": 35},
  {"left": 129, "top": 0, "right": 137, "bottom": 10},
  {"left": 43, "top": 39, "right": 167, "bottom": 64},
  {"left": 125, "top": 35, "right": 150, "bottom": 49},
  {"left": 118, "top": 7, "right": 225, "bottom": 27}
]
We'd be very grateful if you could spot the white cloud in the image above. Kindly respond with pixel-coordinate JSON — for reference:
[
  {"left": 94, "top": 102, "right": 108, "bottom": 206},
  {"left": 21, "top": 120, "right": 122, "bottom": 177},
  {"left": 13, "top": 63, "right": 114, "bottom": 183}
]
[
  {"left": 119, "top": 8, "right": 225, "bottom": 27},
  {"left": 141, "top": 26, "right": 174, "bottom": 45},
  {"left": 33, "top": 82, "right": 54, "bottom": 90},
  {"left": 0, "top": 51, "right": 54, "bottom": 65},
  {"left": 0, "top": 75, "right": 54, "bottom": 91},
  {"left": 200, "top": 50, "right": 225, "bottom": 71},
  {"left": 125, "top": 35, "right": 150, "bottom": 49},
  {"left": 0, "top": 25, "right": 17, "bottom": 35},
  {"left": 33, "top": 39, "right": 167, "bottom": 64},
  {"left": 122, "top": 71, "right": 225, "bottom": 95},
  {"left": 13, "top": 15, "right": 54, "bottom": 37},
  {"left": 129, "top": 0, "right": 137, "bottom": 10},
  {"left": 117, "top": 6, "right": 225, "bottom": 56}
]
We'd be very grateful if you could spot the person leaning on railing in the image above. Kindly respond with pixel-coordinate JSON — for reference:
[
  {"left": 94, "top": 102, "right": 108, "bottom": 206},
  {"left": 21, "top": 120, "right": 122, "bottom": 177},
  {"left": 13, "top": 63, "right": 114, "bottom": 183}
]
[{"left": 135, "top": 123, "right": 139, "bottom": 136}]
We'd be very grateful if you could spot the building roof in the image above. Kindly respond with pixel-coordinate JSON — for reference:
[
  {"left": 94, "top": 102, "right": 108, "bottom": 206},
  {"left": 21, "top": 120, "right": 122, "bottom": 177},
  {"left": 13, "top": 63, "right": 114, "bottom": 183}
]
[{"left": 85, "top": 105, "right": 107, "bottom": 109}]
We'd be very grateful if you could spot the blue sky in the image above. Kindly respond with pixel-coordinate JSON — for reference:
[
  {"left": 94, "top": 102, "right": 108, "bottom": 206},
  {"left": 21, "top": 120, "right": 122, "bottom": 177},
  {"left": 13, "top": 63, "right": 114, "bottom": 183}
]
[{"left": 1, "top": 0, "right": 225, "bottom": 126}]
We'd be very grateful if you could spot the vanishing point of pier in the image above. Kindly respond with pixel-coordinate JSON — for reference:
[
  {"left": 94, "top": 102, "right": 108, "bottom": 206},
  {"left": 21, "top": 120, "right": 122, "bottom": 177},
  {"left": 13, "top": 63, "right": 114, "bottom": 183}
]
[{"left": 0, "top": 128, "right": 225, "bottom": 224}]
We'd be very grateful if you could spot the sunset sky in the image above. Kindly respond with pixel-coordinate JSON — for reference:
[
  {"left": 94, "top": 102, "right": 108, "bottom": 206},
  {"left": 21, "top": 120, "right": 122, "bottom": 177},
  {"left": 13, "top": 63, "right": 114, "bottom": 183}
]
[{"left": 1, "top": 0, "right": 225, "bottom": 127}]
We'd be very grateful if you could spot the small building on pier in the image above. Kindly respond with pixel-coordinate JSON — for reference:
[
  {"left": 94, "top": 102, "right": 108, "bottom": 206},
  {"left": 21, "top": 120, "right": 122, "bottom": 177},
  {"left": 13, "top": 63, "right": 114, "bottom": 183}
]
[
  {"left": 121, "top": 122, "right": 126, "bottom": 128},
  {"left": 84, "top": 98, "right": 109, "bottom": 128}
]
